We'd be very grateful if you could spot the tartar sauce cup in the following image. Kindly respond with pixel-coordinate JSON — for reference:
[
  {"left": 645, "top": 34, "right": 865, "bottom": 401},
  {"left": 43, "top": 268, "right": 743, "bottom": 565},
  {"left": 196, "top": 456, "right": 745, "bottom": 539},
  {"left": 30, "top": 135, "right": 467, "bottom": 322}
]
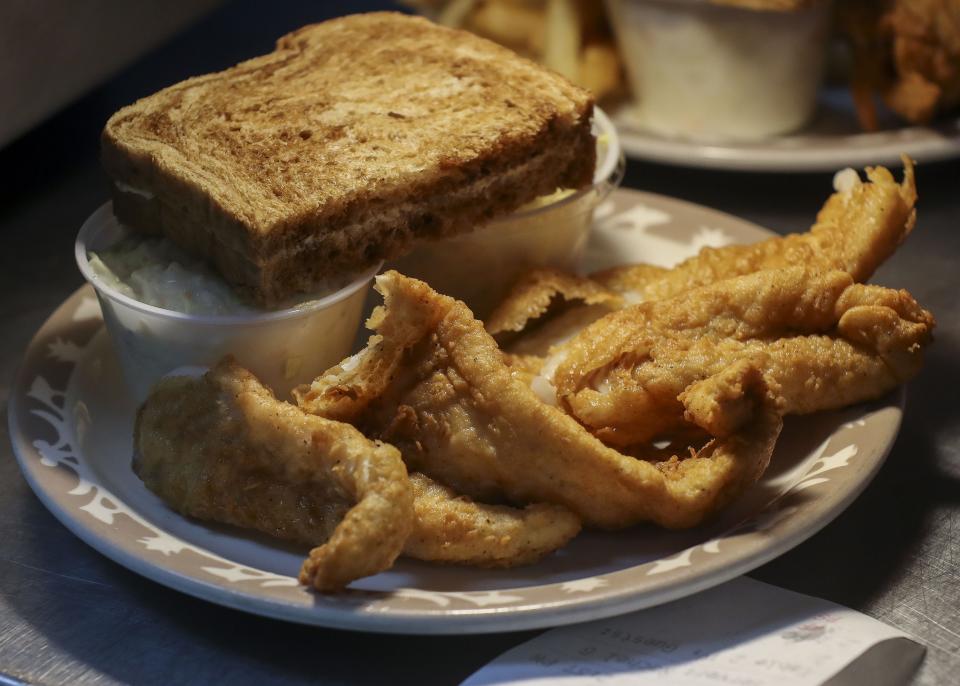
[
  {"left": 76, "top": 203, "right": 380, "bottom": 403},
  {"left": 606, "top": 0, "right": 833, "bottom": 140},
  {"left": 390, "top": 106, "right": 625, "bottom": 318}
]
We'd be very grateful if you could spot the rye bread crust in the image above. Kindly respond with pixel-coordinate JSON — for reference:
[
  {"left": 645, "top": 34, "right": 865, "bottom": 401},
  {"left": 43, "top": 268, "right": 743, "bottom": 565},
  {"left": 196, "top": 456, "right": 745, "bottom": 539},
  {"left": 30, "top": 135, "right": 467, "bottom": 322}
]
[{"left": 102, "top": 12, "right": 596, "bottom": 306}]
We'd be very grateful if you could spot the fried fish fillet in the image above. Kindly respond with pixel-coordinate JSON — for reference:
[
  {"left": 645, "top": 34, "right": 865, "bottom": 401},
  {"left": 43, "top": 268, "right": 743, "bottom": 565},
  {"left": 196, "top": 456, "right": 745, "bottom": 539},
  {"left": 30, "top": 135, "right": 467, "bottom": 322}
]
[
  {"left": 486, "top": 267, "right": 623, "bottom": 336},
  {"left": 488, "top": 160, "right": 917, "bottom": 345},
  {"left": 296, "top": 271, "right": 782, "bottom": 530},
  {"left": 134, "top": 358, "right": 414, "bottom": 591},
  {"left": 551, "top": 268, "right": 935, "bottom": 446},
  {"left": 594, "top": 160, "right": 917, "bottom": 302},
  {"left": 136, "top": 365, "right": 573, "bottom": 570},
  {"left": 404, "top": 473, "right": 582, "bottom": 567}
]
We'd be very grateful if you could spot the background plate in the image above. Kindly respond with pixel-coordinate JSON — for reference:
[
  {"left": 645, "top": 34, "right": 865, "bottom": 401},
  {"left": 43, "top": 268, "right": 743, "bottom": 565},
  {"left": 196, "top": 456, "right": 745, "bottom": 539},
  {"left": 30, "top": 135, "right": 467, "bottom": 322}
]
[
  {"left": 9, "top": 188, "right": 902, "bottom": 634},
  {"left": 612, "top": 88, "right": 960, "bottom": 172}
]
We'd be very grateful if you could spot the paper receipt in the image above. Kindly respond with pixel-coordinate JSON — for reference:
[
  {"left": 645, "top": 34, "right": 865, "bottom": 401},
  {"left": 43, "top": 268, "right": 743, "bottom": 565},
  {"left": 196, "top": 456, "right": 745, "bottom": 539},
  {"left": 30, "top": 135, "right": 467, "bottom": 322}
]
[{"left": 461, "top": 577, "right": 924, "bottom": 686}]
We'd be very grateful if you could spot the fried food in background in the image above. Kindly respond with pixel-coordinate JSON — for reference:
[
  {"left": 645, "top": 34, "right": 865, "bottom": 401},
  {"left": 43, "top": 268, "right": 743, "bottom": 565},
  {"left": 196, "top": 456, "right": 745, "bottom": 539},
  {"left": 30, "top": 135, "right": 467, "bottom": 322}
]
[
  {"left": 409, "top": 1, "right": 960, "bottom": 127},
  {"left": 841, "top": 0, "right": 960, "bottom": 129},
  {"left": 401, "top": 0, "right": 625, "bottom": 100},
  {"left": 134, "top": 358, "right": 414, "bottom": 591},
  {"left": 296, "top": 271, "right": 783, "bottom": 530}
]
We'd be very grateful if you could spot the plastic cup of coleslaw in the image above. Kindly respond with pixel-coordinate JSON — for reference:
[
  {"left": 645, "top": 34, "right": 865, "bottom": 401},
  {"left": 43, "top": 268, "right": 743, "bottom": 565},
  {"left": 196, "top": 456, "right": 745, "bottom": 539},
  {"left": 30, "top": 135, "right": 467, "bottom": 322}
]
[
  {"left": 389, "top": 107, "right": 625, "bottom": 319},
  {"left": 75, "top": 204, "right": 380, "bottom": 403},
  {"left": 606, "top": 0, "right": 833, "bottom": 139}
]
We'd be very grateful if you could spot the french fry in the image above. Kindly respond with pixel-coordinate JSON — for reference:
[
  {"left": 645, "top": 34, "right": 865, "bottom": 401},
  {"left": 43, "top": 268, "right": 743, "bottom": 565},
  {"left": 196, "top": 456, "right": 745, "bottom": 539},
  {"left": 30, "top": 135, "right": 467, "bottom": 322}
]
[
  {"left": 438, "top": 0, "right": 481, "bottom": 27},
  {"left": 470, "top": 0, "right": 545, "bottom": 52},
  {"left": 544, "top": 0, "right": 580, "bottom": 81},
  {"left": 408, "top": 0, "right": 624, "bottom": 100},
  {"left": 579, "top": 43, "right": 621, "bottom": 100}
]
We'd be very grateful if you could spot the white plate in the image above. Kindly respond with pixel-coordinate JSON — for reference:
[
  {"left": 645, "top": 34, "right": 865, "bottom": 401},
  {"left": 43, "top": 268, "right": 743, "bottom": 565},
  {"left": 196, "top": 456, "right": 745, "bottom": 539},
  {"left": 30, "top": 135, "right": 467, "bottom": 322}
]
[
  {"left": 613, "top": 88, "right": 960, "bottom": 172},
  {"left": 9, "top": 188, "right": 902, "bottom": 634}
]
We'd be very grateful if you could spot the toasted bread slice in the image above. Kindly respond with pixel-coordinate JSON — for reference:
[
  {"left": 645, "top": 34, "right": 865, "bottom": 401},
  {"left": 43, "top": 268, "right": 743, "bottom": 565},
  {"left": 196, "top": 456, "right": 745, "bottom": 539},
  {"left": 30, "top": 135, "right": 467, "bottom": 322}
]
[{"left": 102, "top": 12, "right": 595, "bottom": 306}]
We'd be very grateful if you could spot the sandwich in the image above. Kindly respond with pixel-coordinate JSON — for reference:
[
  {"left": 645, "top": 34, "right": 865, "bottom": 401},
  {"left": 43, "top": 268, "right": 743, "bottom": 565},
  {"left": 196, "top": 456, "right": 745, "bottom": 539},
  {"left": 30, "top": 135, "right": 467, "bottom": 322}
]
[{"left": 101, "top": 11, "right": 596, "bottom": 307}]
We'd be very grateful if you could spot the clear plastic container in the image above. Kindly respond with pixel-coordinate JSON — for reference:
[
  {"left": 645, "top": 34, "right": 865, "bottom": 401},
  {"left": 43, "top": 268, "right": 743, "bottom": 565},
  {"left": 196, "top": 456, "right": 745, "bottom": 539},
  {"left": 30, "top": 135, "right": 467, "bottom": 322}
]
[
  {"left": 75, "top": 203, "right": 379, "bottom": 403},
  {"left": 607, "top": 0, "right": 832, "bottom": 140},
  {"left": 390, "top": 107, "right": 625, "bottom": 318}
]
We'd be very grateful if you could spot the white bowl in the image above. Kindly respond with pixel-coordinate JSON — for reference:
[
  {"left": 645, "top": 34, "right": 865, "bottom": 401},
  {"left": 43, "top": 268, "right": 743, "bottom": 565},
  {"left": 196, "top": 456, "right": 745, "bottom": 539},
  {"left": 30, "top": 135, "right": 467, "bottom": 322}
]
[
  {"left": 607, "top": 0, "right": 833, "bottom": 140},
  {"left": 76, "top": 202, "right": 379, "bottom": 403},
  {"left": 390, "top": 107, "right": 625, "bottom": 318}
]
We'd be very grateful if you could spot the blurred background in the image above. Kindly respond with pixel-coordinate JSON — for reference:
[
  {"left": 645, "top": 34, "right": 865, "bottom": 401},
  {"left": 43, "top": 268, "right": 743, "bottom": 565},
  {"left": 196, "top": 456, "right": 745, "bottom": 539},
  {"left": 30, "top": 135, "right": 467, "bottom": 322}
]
[
  {"left": 5, "top": 0, "right": 958, "bottom": 200},
  {"left": 1, "top": 1, "right": 399, "bottom": 196}
]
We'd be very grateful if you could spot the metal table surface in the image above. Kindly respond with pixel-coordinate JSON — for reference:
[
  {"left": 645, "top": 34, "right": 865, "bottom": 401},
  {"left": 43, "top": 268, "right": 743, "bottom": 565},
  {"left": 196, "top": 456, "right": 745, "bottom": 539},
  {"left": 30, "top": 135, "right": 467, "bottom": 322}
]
[{"left": 1, "top": 2, "right": 958, "bottom": 684}]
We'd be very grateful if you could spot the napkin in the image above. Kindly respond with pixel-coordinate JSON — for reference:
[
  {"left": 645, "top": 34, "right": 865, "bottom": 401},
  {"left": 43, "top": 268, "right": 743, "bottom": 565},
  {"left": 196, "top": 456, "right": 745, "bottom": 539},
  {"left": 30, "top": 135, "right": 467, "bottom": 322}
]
[{"left": 462, "top": 577, "right": 924, "bottom": 686}]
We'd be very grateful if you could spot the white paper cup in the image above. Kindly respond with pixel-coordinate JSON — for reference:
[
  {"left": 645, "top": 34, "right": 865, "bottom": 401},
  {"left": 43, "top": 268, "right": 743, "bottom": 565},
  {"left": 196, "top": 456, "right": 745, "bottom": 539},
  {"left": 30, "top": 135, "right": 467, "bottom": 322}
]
[
  {"left": 76, "top": 202, "right": 379, "bottom": 403},
  {"left": 607, "top": 0, "right": 832, "bottom": 140},
  {"left": 391, "top": 107, "right": 625, "bottom": 318}
]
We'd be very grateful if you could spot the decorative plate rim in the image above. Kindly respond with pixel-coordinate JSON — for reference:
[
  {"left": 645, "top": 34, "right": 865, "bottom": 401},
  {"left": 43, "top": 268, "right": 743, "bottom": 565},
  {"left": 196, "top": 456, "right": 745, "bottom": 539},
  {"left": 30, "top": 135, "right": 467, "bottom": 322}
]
[{"left": 611, "top": 103, "right": 960, "bottom": 172}]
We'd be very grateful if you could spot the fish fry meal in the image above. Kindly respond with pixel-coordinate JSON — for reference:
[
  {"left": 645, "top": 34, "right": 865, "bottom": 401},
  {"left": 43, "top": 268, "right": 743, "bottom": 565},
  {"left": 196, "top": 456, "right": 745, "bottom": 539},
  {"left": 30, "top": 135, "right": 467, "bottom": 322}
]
[
  {"left": 79, "top": 12, "right": 935, "bottom": 592},
  {"left": 132, "top": 156, "right": 932, "bottom": 590}
]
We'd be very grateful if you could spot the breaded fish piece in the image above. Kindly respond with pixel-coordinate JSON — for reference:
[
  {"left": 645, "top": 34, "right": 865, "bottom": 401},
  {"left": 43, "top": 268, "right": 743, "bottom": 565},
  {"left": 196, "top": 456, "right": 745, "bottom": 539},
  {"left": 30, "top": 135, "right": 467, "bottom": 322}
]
[
  {"left": 486, "top": 161, "right": 916, "bottom": 351},
  {"left": 553, "top": 268, "right": 858, "bottom": 401},
  {"left": 594, "top": 160, "right": 916, "bottom": 302},
  {"left": 296, "top": 271, "right": 782, "bottom": 530},
  {"left": 486, "top": 268, "right": 623, "bottom": 336},
  {"left": 134, "top": 358, "right": 414, "bottom": 591},
  {"left": 137, "top": 366, "right": 573, "bottom": 570},
  {"left": 404, "top": 473, "right": 582, "bottom": 567},
  {"left": 552, "top": 269, "right": 934, "bottom": 446},
  {"left": 485, "top": 268, "right": 625, "bottom": 360}
]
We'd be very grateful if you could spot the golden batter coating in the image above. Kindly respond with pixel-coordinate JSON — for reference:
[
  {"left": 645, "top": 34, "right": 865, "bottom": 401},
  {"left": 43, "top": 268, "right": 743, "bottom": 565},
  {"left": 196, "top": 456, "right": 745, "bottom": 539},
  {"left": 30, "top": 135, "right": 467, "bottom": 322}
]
[
  {"left": 134, "top": 358, "right": 414, "bottom": 591},
  {"left": 489, "top": 160, "right": 917, "bottom": 353},
  {"left": 297, "top": 271, "right": 782, "bottom": 530},
  {"left": 593, "top": 160, "right": 916, "bottom": 303},
  {"left": 404, "top": 473, "right": 582, "bottom": 567},
  {"left": 551, "top": 268, "right": 934, "bottom": 447}
]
